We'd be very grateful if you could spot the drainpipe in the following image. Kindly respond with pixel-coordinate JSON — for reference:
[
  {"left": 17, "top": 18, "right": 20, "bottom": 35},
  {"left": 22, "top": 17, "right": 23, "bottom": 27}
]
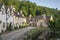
[{"left": 6, "top": 6, "right": 7, "bottom": 31}]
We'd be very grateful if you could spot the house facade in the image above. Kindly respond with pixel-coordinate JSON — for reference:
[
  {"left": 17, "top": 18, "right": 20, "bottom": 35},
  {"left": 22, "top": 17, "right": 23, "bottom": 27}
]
[
  {"left": 13, "top": 10, "right": 27, "bottom": 28},
  {"left": 0, "top": 4, "right": 14, "bottom": 33},
  {"left": 0, "top": 4, "right": 27, "bottom": 33},
  {"left": 0, "top": 4, "right": 6, "bottom": 33},
  {"left": 27, "top": 14, "right": 52, "bottom": 28}
]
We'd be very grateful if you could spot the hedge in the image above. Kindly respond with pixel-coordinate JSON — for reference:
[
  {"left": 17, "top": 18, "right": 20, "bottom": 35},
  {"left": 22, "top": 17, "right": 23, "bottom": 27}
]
[{"left": 24, "top": 27, "right": 43, "bottom": 40}]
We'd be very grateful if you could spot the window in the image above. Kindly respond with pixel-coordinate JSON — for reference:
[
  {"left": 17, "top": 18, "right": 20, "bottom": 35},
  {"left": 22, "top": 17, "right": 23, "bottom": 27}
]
[
  {"left": 0, "top": 9, "right": 1, "bottom": 11},
  {"left": 0, "top": 21, "right": 2, "bottom": 24},
  {"left": 7, "top": 23, "right": 9, "bottom": 27},
  {"left": 2, "top": 8, "right": 4, "bottom": 14},
  {"left": 40, "top": 22, "right": 43, "bottom": 27},
  {"left": 2, "top": 11, "right": 4, "bottom": 14},
  {"left": 3, "top": 23, "right": 5, "bottom": 28},
  {"left": 7, "top": 11, "right": 9, "bottom": 13}
]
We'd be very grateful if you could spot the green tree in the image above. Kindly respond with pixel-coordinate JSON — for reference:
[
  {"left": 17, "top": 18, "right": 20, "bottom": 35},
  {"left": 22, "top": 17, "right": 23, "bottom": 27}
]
[{"left": 0, "top": 0, "right": 20, "bottom": 10}]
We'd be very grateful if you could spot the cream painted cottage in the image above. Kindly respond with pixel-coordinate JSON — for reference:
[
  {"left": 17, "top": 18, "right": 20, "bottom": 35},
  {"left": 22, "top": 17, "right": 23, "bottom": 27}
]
[{"left": 13, "top": 10, "right": 26, "bottom": 28}]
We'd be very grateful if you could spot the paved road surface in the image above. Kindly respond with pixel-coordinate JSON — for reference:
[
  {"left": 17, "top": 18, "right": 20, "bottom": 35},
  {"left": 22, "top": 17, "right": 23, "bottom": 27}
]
[{"left": 0, "top": 27, "right": 35, "bottom": 40}]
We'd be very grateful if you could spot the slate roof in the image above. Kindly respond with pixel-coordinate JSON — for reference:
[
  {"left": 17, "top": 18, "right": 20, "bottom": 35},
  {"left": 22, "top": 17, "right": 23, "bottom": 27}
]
[
  {"left": 26, "top": 15, "right": 51, "bottom": 23},
  {"left": 0, "top": 4, "right": 8, "bottom": 13},
  {"left": 31, "top": 16, "right": 51, "bottom": 21},
  {"left": 14, "top": 11, "right": 24, "bottom": 18}
]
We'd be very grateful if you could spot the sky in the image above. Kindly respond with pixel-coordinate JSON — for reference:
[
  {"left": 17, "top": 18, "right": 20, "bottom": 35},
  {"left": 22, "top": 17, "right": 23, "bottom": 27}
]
[{"left": 29, "top": 0, "right": 60, "bottom": 10}]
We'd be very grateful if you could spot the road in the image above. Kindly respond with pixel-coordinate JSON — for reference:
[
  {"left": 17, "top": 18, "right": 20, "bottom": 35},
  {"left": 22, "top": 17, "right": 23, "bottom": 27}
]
[{"left": 0, "top": 27, "right": 35, "bottom": 40}]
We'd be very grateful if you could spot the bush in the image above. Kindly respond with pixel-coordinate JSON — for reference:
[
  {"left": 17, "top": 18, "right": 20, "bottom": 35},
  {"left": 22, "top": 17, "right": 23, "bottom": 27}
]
[
  {"left": 55, "top": 19, "right": 60, "bottom": 27},
  {"left": 19, "top": 25, "right": 27, "bottom": 29},
  {"left": 24, "top": 27, "right": 41, "bottom": 40},
  {"left": 49, "top": 20, "right": 55, "bottom": 29},
  {"left": 22, "top": 25, "right": 27, "bottom": 28},
  {"left": 14, "top": 27, "right": 18, "bottom": 30},
  {"left": 7, "top": 23, "right": 13, "bottom": 31},
  {"left": 19, "top": 25, "right": 22, "bottom": 28}
]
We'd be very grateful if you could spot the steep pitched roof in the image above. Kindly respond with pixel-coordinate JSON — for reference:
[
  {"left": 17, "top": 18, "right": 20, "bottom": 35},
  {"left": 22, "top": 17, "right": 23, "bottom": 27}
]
[
  {"left": 26, "top": 16, "right": 43, "bottom": 23},
  {"left": 29, "top": 16, "right": 43, "bottom": 21},
  {"left": 14, "top": 11, "right": 24, "bottom": 18}
]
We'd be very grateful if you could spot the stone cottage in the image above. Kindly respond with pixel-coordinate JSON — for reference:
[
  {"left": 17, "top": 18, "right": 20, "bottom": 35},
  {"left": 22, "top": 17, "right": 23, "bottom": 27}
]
[{"left": 27, "top": 14, "right": 52, "bottom": 28}]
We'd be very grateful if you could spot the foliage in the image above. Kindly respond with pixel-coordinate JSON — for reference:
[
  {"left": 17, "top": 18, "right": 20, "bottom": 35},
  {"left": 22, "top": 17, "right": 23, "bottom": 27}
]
[
  {"left": 7, "top": 23, "right": 13, "bottom": 31},
  {"left": 49, "top": 20, "right": 55, "bottom": 30},
  {"left": 24, "top": 27, "right": 41, "bottom": 40},
  {"left": 19, "top": 1, "right": 37, "bottom": 16},
  {"left": 0, "top": 0, "right": 60, "bottom": 17},
  {"left": 14, "top": 27, "right": 18, "bottom": 30},
  {"left": 19, "top": 25, "right": 27, "bottom": 28},
  {"left": 0, "top": 0, "right": 20, "bottom": 10},
  {"left": 55, "top": 19, "right": 60, "bottom": 30},
  {"left": 19, "top": 0, "right": 60, "bottom": 18}
]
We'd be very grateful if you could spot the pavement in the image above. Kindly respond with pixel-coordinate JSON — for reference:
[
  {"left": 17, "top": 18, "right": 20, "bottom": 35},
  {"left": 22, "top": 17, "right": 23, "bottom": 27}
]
[{"left": 0, "top": 27, "right": 35, "bottom": 40}]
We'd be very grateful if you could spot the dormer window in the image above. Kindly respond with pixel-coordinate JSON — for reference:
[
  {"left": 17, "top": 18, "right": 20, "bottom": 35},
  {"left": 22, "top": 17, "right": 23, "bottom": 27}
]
[
  {"left": 3, "top": 22, "right": 5, "bottom": 28},
  {"left": 7, "top": 11, "right": 9, "bottom": 14},
  {"left": 2, "top": 11, "right": 4, "bottom": 14}
]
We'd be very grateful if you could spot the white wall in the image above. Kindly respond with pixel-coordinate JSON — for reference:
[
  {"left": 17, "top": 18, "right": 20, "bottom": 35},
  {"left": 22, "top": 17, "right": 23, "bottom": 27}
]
[
  {"left": 7, "top": 16, "right": 13, "bottom": 24},
  {"left": 0, "top": 5, "right": 14, "bottom": 33},
  {"left": 0, "top": 11, "right": 6, "bottom": 32},
  {"left": 0, "top": 12, "right": 2, "bottom": 33}
]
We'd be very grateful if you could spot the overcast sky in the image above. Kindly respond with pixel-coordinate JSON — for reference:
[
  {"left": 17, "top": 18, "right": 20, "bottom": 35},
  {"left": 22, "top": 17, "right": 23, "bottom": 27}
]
[{"left": 29, "top": 0, "right": 60, "bottom": 10}]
